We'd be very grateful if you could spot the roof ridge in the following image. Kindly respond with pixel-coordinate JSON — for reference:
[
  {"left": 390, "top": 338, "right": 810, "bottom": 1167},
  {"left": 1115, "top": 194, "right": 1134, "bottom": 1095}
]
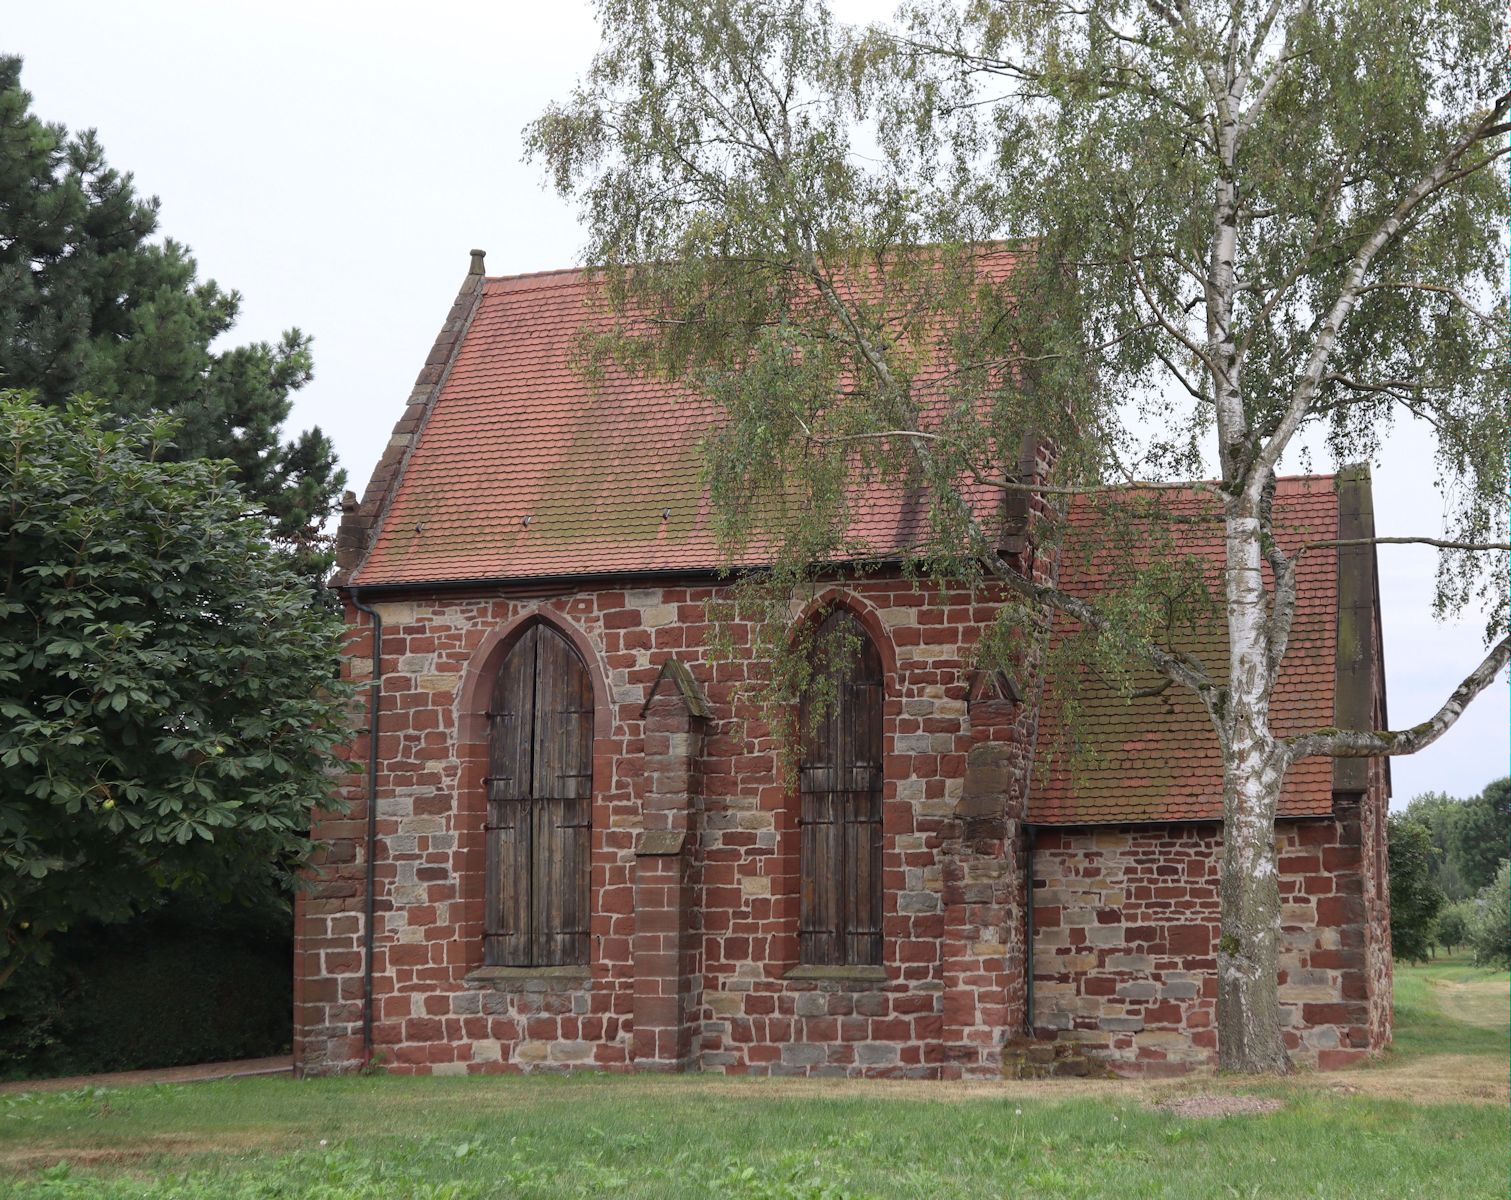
[{"left": 483, "top": 265, "right": 598, "bottom": 286}]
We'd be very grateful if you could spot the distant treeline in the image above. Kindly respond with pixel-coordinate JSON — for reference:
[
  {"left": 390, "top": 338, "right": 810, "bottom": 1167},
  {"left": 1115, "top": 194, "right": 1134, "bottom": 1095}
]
[
  {"left": 1401, "top": 779, "right": 1509, "bottom": 901},
  {"left": 1388, "top": 778, "right": 1509, "bottom": 966}
]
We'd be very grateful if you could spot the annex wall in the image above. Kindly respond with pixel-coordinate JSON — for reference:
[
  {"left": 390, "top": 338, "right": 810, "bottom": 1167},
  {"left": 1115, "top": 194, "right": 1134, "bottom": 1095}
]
[{"left": 1028, "top": 807, "right": 1391, "bottom": 1076}]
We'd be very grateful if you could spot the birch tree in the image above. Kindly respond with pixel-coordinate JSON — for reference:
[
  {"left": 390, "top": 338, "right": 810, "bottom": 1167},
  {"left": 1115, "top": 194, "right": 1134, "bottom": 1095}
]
[{"left": 530, "top": 0, "right": 1509, "bottom": 1072}]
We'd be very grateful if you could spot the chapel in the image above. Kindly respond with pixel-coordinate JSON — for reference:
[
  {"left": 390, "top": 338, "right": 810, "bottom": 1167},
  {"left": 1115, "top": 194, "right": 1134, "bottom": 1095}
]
[{"left": 293, "top": 251, "right": 1391, "bottom": 1078}]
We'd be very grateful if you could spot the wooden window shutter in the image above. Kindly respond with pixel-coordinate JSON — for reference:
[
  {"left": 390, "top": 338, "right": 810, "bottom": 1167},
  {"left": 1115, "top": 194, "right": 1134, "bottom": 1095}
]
[
  {"left": 799, "top": 790, "right": 842, "bottom": 964},
  {"left": 485, "top": 626, "right": 536, "bottom": 966},
  {"left": 483, "top": 623, "right": 593, "bottom": 967},
  {"left": 530, "top": 626, "right": 592, "bottom": 966},
  {"left": 798, "top": 610, "right": 884, "bottom": 966}
]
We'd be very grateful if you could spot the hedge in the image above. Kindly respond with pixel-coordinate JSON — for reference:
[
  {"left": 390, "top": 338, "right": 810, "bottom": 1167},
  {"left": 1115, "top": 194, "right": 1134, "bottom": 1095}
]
[{"left": 0, "top": 895, "right": 291, "bottom": 1080}]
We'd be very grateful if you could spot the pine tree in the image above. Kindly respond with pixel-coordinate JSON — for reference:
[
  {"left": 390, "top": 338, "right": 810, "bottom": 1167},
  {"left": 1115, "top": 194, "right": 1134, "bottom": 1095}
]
[{"left": 0, "top": 55, "right": 344, "bottom": 572}]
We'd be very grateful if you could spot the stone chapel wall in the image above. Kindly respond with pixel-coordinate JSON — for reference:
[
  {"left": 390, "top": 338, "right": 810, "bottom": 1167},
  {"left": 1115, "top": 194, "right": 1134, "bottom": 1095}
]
[{"left": 295, "top": 577, "right": 1036, "bottom": 1078}]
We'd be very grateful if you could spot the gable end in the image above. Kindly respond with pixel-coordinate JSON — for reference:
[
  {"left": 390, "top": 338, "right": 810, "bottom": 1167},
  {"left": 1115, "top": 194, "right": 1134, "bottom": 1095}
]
[
  {"left": 331, "top": 249, "right": 488, "bottom": 586},
  {"left": 1332, "top": 465, "right": 1384, "bottom": 795}
]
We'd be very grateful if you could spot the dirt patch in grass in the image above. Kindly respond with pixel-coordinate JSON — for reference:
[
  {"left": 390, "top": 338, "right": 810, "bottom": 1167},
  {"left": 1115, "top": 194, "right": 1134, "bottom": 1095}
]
[
  {"left": 0, "top": 1055, "right": 292, "bottom": 1095},
  {"left": 1433, "top": 975, "right": 1510, "bottom": 1032},
  {"left": 0, "top": 1130, "right": 288, "bottom": 1175},
  {"left": 1158, "top": 1094, "right": 1283, "bottom": 1118},
  {"left": 1314, "top": 1052, "right": 1509, "bottom": 1107},
  {"left": 363, "top": 1050, "right": 1506, "bottom": 1114}
]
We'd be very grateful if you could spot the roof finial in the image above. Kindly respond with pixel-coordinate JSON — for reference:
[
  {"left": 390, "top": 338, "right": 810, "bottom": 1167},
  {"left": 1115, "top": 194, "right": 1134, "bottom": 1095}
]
[{"left": 469, "top": 248, "right": 486, "bottom": 276}]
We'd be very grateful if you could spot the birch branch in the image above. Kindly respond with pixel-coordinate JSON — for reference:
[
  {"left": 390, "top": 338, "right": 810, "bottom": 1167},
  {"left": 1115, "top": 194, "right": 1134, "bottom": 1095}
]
[
  {"left": 1301, "top": 535, "right": 1511, "bottom": 554},
  {"left": 982, "top": 544, "right": 1220, "bottom": 697},
  {"left": 1235, "top": 1, "right": 1311, "bottom": 138},
  {"left": 1285, "top": 635, "right": 1510, "bottom": 760},
  {"left": 1243, "top": 90, "right": 1511, "bottom": 509},
  {"left": 1354, "top": 280, "right": 1501, "bottom": 325},
  {"left": 1127, "top": 255, "right": 1222, "bottom": 382},
  {"left": 798, "top": 426, "right": 1229, "bottom": 500}
]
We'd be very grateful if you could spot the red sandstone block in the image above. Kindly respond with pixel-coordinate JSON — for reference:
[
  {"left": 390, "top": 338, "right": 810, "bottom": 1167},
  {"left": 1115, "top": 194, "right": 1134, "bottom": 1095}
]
[
  {"left": 1317, "top": 1049, "right": 1367, "bottom": 1070},
  {"left": 1301, "top": 1002, "right": 1367, "bottom": 1025},
  {"left": 1293, "top": 823, "right": 1333, "bottom": 846},
  {"left": 401, "top": 1015, "right": 441, "bottom": 1039},
  {"left": 1166, "top": 925, "right": 1212, "bottom": 955},
  {"left": 600, "top": 887, "right": 634, "bottom": 916},
  {"left": 323, "top": 951, "right": 362, "bottom": 976},
  {"left": 301, "top": 978, "right": 341, "bottom": 1004},
  {"left": 387, "top": 944, "right": 431, "bottom": 968},
  {"left": 1317, "top": 896, "right": 1364, "bottom": 925},
  {"left": 1322, "top": 846, "right": 1360, "bottom": 871},
  {"left": 942, "top": 994, "right": 976, "bottom": 1029}
]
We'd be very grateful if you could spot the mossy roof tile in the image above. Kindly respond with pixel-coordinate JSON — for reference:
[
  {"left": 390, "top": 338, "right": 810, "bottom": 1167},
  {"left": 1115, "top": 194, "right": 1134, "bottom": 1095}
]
[{"left": 1030, "top": 479, "right": 1341, "bottom": 825}]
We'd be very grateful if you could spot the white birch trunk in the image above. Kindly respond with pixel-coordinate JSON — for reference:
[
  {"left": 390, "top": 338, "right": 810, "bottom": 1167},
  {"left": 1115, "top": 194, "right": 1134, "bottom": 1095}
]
[{"left": 1216, "top": 508, "right": 1291, "bottom": 1072}]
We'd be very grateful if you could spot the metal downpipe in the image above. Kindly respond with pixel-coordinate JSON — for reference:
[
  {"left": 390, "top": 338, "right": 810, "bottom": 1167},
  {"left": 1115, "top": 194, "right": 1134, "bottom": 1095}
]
[
  {"left": 349, "top": 589, "right": 382, "bottom": 1065},
  {"left": 1024, "top": 822, "right": 1038, "bottom": 1035}
]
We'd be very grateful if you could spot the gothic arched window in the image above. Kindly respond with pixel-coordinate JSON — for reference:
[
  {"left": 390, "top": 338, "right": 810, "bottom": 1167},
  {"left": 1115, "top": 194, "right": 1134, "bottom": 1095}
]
[
  {"left": 484, "top": 622, "right": 592, "bottom": 966},
  {"left": 798, "top": 609, "right": 884, "bottom": 966}
]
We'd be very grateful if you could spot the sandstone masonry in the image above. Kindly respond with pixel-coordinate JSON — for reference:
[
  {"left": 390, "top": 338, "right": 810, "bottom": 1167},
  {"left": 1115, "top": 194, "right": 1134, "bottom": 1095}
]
[{"left": 293, "top": 574, "right": 1391, "bottom": 1079}]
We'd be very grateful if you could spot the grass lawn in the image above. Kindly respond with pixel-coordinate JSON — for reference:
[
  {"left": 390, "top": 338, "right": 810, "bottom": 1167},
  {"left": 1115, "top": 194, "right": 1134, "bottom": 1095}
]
[{"left": 1, "top": 959, "right": 1505, "bottom": 1199}]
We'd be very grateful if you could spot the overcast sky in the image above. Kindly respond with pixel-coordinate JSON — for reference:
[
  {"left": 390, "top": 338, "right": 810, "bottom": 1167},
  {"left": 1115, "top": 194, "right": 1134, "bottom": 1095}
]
[{"left": 9, "top": 1, "right": 1506, "bottom": 805}]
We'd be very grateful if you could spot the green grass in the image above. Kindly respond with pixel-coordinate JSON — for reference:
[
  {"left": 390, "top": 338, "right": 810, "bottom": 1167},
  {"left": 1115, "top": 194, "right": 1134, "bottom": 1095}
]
[
  {"left": 1, "top": 958, "right": 1505, "bottom": 1199},
  {"left": 1388, "top": 953, "right": 1509, "bottom": 1060}
]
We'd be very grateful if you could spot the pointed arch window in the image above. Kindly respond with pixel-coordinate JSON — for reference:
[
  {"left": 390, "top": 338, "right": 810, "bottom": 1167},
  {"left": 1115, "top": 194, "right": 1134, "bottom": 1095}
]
[
  {"left": 484, "top": 622, "right": 592, "bottom": 966},
  {"left": 798, "top": 609, "right": 884, "bottom": 966}
]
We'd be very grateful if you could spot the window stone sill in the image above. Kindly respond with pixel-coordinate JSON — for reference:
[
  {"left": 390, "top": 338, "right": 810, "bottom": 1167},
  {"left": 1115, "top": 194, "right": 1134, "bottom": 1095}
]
[
  {"left": 783, "top": 964, "right": 889, "bottom": 984},
  {"left": 464, "top": 965, "right": 591, "bottom": 991}
]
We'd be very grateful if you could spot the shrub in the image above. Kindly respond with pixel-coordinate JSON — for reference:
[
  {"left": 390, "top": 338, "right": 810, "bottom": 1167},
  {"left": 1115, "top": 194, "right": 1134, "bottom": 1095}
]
[
  {"left": 0, "top": 393, "right": 351, "bottom": 987},
  {"left": 1435, "top": 900, "right": 1474, "bottom": 955},
  {"left": 1388, "top": 815, "right": 1445, "bottom": 963},
  {"left": 1467, "top": 860, "right": 1510, "bottom": 970},
  {"left": 0, "top": 889, "right": 291, "bottom": 1080}
]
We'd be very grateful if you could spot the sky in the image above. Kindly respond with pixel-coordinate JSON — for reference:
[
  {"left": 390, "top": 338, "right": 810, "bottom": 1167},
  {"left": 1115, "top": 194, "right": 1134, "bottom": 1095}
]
[{"left": 8, "top": 1, "right": 1506, "bottom": 806}]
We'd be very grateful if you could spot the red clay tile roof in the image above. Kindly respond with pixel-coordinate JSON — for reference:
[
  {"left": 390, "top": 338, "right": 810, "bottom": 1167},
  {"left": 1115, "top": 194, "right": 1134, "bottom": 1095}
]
[
  {"left": 1029, "top": 478, "right": 1342, "bottom": 825},
  {"left": 354, "top": 264, "right": 1351, "bottom": 826},
  {"left": 353, "top": 265, "right": 1006, "bottom": 585},
  {"left": 354, "top": 269, "right": 717, "bottom": 584}
]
